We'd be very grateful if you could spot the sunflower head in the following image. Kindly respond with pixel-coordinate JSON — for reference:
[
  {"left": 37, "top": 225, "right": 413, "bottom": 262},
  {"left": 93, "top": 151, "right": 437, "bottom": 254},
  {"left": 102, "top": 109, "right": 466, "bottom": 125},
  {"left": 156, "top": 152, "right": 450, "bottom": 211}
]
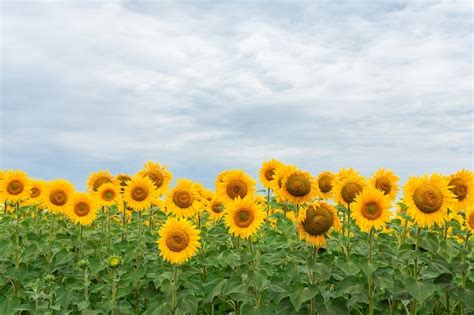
[
  {"left": 25, "top": 180, "right": 46, "bottom": 206},
  {"left": 116, "top": 174, "right": 131, "bottom": 187},
  {"left": 166, "top": 179, "right": 201, "bottom": 218},
  {"left": 96, "top": 182, "right": 121, "bottom": 207},
  {"left": 370, "top": 168, "right": 399, "bottom": 201},
  {"left": 208, "top": 196, "right": 226, "bottom": 221},
  {"left": 448, "top": 170, "right": 473, "bottom": 211},
  {"left": 352, "top": 186, "right": 392, "bottom": 232},
  {"left": 123, "top": 176, "right": 158, "bottom": 211},
  {"left": 216, "top": 170, "right": 256, "bottom": 205},
  {"left": 317, "top": 171, "right": 336, "bottom": 199},
  {"left": 279, "top": 168, "right": 319, "bottom": 204},
  {"left": 66, "top": 192, "right": 98, "bottom": 225},
  {"left": 337, "top": 168, "right": 360, "bottom": 181},
  {"left": 297, "top": 202, "right": 341, "bottom": 247},
  {"left": 44, "top": 179, "right": 75, "bottom": 213},
  {"left": 157, "top": 217, "right": 201, "bottom": 265},
  {"left": 138, "top": 161, "right": 172, "bottom": 195},
  {"left": 108, "top": 255, "right": 122, "bottom": 268},
  {"left": 333, "top": 174, "right": 367, "bottom": 206},
  {"left": 259, "top": 159, "right": 284, "bottom": 189},
  {"left": 1, "top": 170, "right": 31, "bottom": 202},
  {"left": 224, "top": 196, "right": 265, "bottom": 239}
]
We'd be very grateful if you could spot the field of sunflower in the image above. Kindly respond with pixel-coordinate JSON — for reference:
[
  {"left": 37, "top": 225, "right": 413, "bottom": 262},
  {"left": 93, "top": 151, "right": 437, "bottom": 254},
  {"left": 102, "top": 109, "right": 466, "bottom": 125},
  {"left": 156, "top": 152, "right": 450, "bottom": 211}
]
[{"left": 0, "top": 162, "right": 473, "bottom": 315}]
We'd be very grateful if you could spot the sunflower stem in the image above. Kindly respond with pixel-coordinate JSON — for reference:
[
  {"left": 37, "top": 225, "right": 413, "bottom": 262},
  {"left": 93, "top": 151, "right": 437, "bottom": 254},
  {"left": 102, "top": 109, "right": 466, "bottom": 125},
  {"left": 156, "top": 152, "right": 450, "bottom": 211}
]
[
  {"left": 137, "top": 211, "right": 142, "bottom": 269},
  {"left": 122, "top": 201, "right": 127, "bottom": 241},
  {"left": 368, "top": 227, "right": 374, "bottom": 315},
  {"left": 171, "top": 265, "right": 179, "bottom": 315},
  {"left": 412, "top": 225, "right": 421, "bottom": 314},
  {"left": 308, "top": 246, "right": 318, "bottom": 315},
  {"left": 266, "top": 188, "right": 271, "bottom": 222},
  {"left": 78, "top": 224, "right": 84, "bottom": 260},
  {"left": 345, "top": 204, "right": 352, "bottom": 261},
  {"left": 107, "top": 206, "right": 112, "bottom": 249},
  {"left": 460, "top": 232, "right": 471, "bottom": 315},
  {"left": 15, "top": 202, "right": 20, "bottom": 268},
  {"left": 111, "top": 268, "right": 118, "bottom": 315},
  {"left": 150, "top": 206, "right": 154, "bottom": 230},
  {"left": 83, "top": 266, "right": 89, "bottom": 315}
]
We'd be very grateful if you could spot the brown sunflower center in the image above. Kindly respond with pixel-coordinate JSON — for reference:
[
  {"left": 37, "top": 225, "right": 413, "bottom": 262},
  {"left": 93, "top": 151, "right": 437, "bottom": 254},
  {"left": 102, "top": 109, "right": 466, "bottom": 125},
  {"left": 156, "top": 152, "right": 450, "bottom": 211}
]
[
  {"left": 146, "top": 171, "right": 164, "bottom": 189},
  {"left": 318, "top": 175, "right": 333, "bottom": 193},
  {"left": 234, "top": 208, "right": 254, "bottom": 228},
  {"left": 375, "top": 177, "right": 392, "bottom": 195},
  {"left": 50, "top": 190, "right": 68, "bottom": 206},
  {"left": 469, "top": 213, "right": 474, "bottom": 229},
  {"left": 7, "top": 180, "right": 24, "bottom": 195},
  {"left": 211, "top": 202, "right": 224, "bottom": 214},
  {"left": 341, "top": 182, "right": 363, "bottom": 204},
  {"left": 286, "top": 174, "right": 311, "bottom": 197},
  {"left": 226, "top": 179, "right": 248, "bottom": 199},
  {"left": 173, "top": 190, "right": 193, "bottom": 208},
  {"left": 166, "top": 230, "right": 190, "bottom": 252},
  {"left": 102, "top": 189, "right": 116, "bottom": 201},
  {"left": 131, "top": 186, "right": 148, "bottom": 202},
  {"left": 302, "top": 205, "right": 333, "bottom": 236},
  {"left": 362, "top": 202, "right": 382, "bottom": 220},
  {"left": 448, "top": 178, "right": 468, "bottom": 201},
  {"left": 74, "top": 202, "right": 90, "bottom": 217},
  {"left": 93, "top": 176, "right": 112, "bottom": 191},
  {"left": 413, "top": 184, "right": 443, "bottom": 214},
  {"left": 30, "top": 187, "right": 41, "bottom": 198},
  {"left": 264, "top": 168, "right": 276, "bottom": 181}
]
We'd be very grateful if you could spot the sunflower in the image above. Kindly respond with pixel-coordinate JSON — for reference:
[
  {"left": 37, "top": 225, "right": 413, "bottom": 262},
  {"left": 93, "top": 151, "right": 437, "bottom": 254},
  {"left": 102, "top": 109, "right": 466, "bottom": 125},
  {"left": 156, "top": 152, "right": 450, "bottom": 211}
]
[
  {"left": 25, "top": 180, "right": 46, "bottom": 206},
  {"left": 207, "top": 196, "right": 225, "bottom": 221},
  {"left": 157, "top": 217, "right": 201, "bottom": 265},
  {"left": 138, "top": 161, "right": 172, "bottom": 195},
  {"left": 122, "top": 176, "right": 158, "bottom": 211},
  {"left": 337, "top": 168, "right": 360, "bottom": 181},
  {"left": 165, "top": 179, "right": 201, "bottom": 218},
  {"left": 447, "top": 169, "right": 473, "bottom": 212},
  {"left": 351, "top": 187, "right": 392, "bottom": 232},
  {"left": 87, "top": 170, "right": 114, "bottom": 192},
  {"left": 96, "top": 182, "right": 121, "bottom": 207},
  {"left": 271, "top": 164, "right": 295, "bottom": 202},
  {"left": 225, "top": 196, "right": 265, "bottom": 239},
  {"left": 333, "top": 174, "right": 367, "bottom": 206},
  {"left": 116, "top": 173, "right": 131, "bottom": 187},
  {"left": 403, "top": 174, "right": 456, "bottom": 228},
  {"left": 194, "top": 183, "right": 212, "bottom": 210},
  {"left": 370, "top": 168, "right": 399, "bottom": 201},
  {"left": 216, "top": 170, "right": 256, "bottom": 205},
  {"left": 317, "top": 171, "right": 336, "bottom": 200},
  {"left": 296, "top": 202, "right": 341, "bottom": 247},
  {"left": 0, "top": 170, "right": 31, "bottom": 203},
  {"left": 44, "top": 179, "right": 75, "bottom": 213},
  {"left": 259, "top": 159, "right": 284, "bottom": 189},
  {"left": 465, "top": 208, "right": 474, "bottom": 233},
  {"left": 279, "top": 168, "right": 319, "bottom": 204},
  {"left": 65, "top": 192, "right": 98, "bottom": 225}
]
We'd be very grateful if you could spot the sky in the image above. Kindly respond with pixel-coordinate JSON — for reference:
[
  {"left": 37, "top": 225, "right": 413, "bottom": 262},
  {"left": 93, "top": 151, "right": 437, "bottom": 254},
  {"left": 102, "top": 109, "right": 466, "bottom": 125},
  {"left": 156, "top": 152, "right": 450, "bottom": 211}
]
[{"left": 1, "top": 0, "right": 472, "bottom": 191}]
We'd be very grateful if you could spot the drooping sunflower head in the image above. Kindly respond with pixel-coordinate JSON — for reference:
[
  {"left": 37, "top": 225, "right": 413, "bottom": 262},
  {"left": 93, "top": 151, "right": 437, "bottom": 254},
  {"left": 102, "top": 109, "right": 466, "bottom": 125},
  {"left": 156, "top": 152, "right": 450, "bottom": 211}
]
[
  {"left": 25, "top": 179, "right": 46, "bottom": 206},
  {"left": 216, "top": 170, "right": 256, "bottom": 205},
  {"left": 0, "top": 170, "right": 31, "bottom": 203},
  {"left": 280, "top": 168, "right": 319, "bottom": 204},
  {"left": 96, "top": 182, "right": 121, "bottom": 207},
  {"left": 317, "top": 171, "right": 336, "bottom": 200},
  {"left": 165, "top": 179, "right": 201, "bottom": 218},
  {"left": 87, "top": 170, "right": 114, "bottom": 192},
  {"left": 259, "top": 159, "right": 284, "bottom": 189},
  {"left": 351, "top": 186, "right": 392, "bottom": 233},
  {"left": 296, "top": 202, "right": 341, "bottom": 247},
  {"left": 65, "top": 192, "right": 98, "bottom": 225},
  {"left": 193, "top": 182, "right": 213, "bottom": 210},
  {"left": 370, "top": 168, "right": 399, "bottom": 201},
  {"left": 224, "top": 196, "right": 265, "bottom": 239},
  {"left": 447, "top": 169, "right": 473, "bottom": 211},
  {"left": 138, "top": 161, "right": 172, "bottom": 195},
  {"left": 207, "top": 195, "right": 226, "bottom": 221},
  {"left": 44, "top": 179, "right": 75, "bottom": 213},
  {"left": 115, "top": 173, "right": 131, "bottom": 188},
  {"left": 123, "top": 176, "right": 158, "bottom": 211},
  {"left": 404, "top": 174, "right": 456, "bottom": 228},
  {"left": 157, "top": 217, "right": 201, "bottom": 265},
  {"left": 270, "top": 164, "right": 295, "bottom": 202},
  {"left": 465, "top": 208, "right": 474, "bottom": 233},
  {"left": 333, "top": 174, "right": 367, "bottom": 206}
]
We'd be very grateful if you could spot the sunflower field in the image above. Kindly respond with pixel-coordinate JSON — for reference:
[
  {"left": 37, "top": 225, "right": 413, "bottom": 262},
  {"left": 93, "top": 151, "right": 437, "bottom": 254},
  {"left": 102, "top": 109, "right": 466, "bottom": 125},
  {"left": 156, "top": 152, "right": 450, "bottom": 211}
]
[{"left": 0, "top": 162, "right": 473, "bottom": 315}]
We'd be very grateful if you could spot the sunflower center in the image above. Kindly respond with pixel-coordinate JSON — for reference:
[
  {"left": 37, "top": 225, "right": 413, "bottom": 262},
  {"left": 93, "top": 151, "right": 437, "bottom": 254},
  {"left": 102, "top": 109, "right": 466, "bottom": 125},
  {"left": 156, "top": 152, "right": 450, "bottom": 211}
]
[
  {"left": 226, "top": 180, "right": 248, "bottom": 199},
  {"left": 302, "top": 205, "right": 333, "bottom": 236},
  {"left": 375, "top": 177, "right": 392, "bottom": 195},
  {"left": 103, "top": 189, "right": 116, "bottom": 201},
  {"left": 50, "top": 190, "right": 68, "bottom": 206},
  {"left": 7, "top": 180, "right": 24, "bottom": 195},
  {"left": 341, "top": 182, "right": 363, "bottom": 204},
  {"left": 413, "top": 184, "right": 443, "bottom": 214},
  {"left": 234, "top": 208, "right": 254, "bottom": 228},
  {"left": 448, "top": 178, "right": 468, "bottom": 201},
  {"left": 166, "top": 230, "right": 190, "bottom": 252},
  {"left": 211, "top": 202, "right": 224, "bottom": 214},
  {"left": 318, "top": 175, "right": 333, "bottom": 193},
  {"left": 264, "top": 168, "right": 276, "bottom": 181},
  {"left": 286, "top": 175, "right": 311, "bottom": 197},
  {"left": 362, "top": 202, "right": 382, "bottom": 220},
  {"left": 469, "top": 213, "right": 474, "bottom": 230},
  {"left": 131, "top": 186, "right": 148, "bottom": 202},
  {"left": 146, "top": 171, "right": 164, "bottom": 189},
  {"left": 93, "top": 176, "right": 112, "bottom": 191},
  {"left": 74, "top": 202, "right": 90, "bottom": 217},
  {"left": 30, "top": 187, "right": 41, "bottom": 198},
  {"left": 173, "top": 190, "right": 193, "bottom": 208}
]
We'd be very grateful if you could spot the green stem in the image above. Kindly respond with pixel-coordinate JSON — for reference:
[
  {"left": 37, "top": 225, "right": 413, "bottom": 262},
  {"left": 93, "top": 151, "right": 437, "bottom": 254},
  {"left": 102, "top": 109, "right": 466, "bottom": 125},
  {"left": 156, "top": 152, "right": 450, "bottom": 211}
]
[
  {"left": 78, "top": 224, "right": 84, "bottom": 260},
  {"left": 83, "top": 267, "right": 89, "bottom": 315},
  {"left": 171, "top": 265, "right": 178, "bottom": 315},
  {"left": 108, "top": 206, "right": 112, "bottom": 249},
  {"left": 412, "top": 226, "right": 421, "bottom": 314},
  {"left": 368, "top": 227, "right": 374, "bottom": 315},
  {"left": 346, "top": 204, "right": 351, "bottom": 261},
  {"left": 122, "top": 201, "right": 127, "bottom": 241},
  {"left": 309, "top": 247, "right": 318, "bottom": 315},
  {"left": 111, "top": 269, "right": 118, "bottom": 315},
  {"left": 460, "top": 232, "right": 471, "bottom": 315},
  {"left": 15, "top": 202, "right": 20, "bottom": 268},
  {"left": 266, "top": 188, "right": 271, "bottom": 222},
  {"left": 137, "top": 211, "right": 142, "bottom": 268}
]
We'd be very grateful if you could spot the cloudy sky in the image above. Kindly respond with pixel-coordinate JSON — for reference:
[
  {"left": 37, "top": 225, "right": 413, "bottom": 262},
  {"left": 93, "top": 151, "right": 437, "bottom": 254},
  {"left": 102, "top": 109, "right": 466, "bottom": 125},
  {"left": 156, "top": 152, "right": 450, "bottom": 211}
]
[{"left": 1, "top": 0, "right": 472, "bottom": 191}]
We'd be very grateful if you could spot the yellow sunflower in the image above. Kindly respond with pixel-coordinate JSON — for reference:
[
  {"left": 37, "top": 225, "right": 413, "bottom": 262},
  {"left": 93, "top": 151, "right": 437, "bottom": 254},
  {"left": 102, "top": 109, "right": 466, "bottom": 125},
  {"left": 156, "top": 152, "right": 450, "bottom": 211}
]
[
  {"left": 25, "top": 179, "right": 46, "bottom": 207},
  {"left": 403, "top": 174, "right": 456, "bottom": 228},
  {"left": 259, "top": 159, "right": 284, "bottom": 189},
  {"left": 96, "top": 182, "right": 121, "bottom": 207},
  {"left": 138, "top": 161, "right": 172, "bottom": 195},
  {"left": 193, "top": 182, "right": 212, "bottom": 211},
  {"left": 225, "top": 196, "right": 265, "bottom": 239},
  {"left": 157, "top": 217, "right": 201, "bottom": 265},
  {"left": 216, "top": 170, "right": 256, "bottom": 205},
  {"left": 337, "top": 168, "right": 360, "bottom": 181},
  {"left": 370, "top": 168, "right": 399, "bottom": 201},
  {"left": 279, "top": 168, "right": 320, "bottom": 204},
  {"left": 207, "top": 196, "right": 226, "bottom": 221},
  {"left": 333, "top": 174, "right": 367, "bottom": 206},
  {"left": 351, "top": 186, "right": 392, "bottom": 232},
  {"left": 447, "top": 169, "right": 474, "bottom": 212},
  {"left": 317, "top": 171, "right": 336, "bottom": 200},
  {"left": 87, "top": 170, "right": 114, "bottom": 192},
  {"left": 165, "top": 179, "right": 201, "bottom": 218},
  {"left": 465, "top": 208, "right": 474, "bottom": 233},
  {"left": 296, "top": 202, "right": 341, "bottom": 247},
  {"left": 65, "top": 192, "right": 98, "bottom": 225},
  {"left": 44, "top": 179, "right": 75, "bottom": 213},
  {"left": 122, "top": 176, "right": 158, "bottom": 211},
  {"left": 0, "top": 170, "right": 31, "bottom": 203}
]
